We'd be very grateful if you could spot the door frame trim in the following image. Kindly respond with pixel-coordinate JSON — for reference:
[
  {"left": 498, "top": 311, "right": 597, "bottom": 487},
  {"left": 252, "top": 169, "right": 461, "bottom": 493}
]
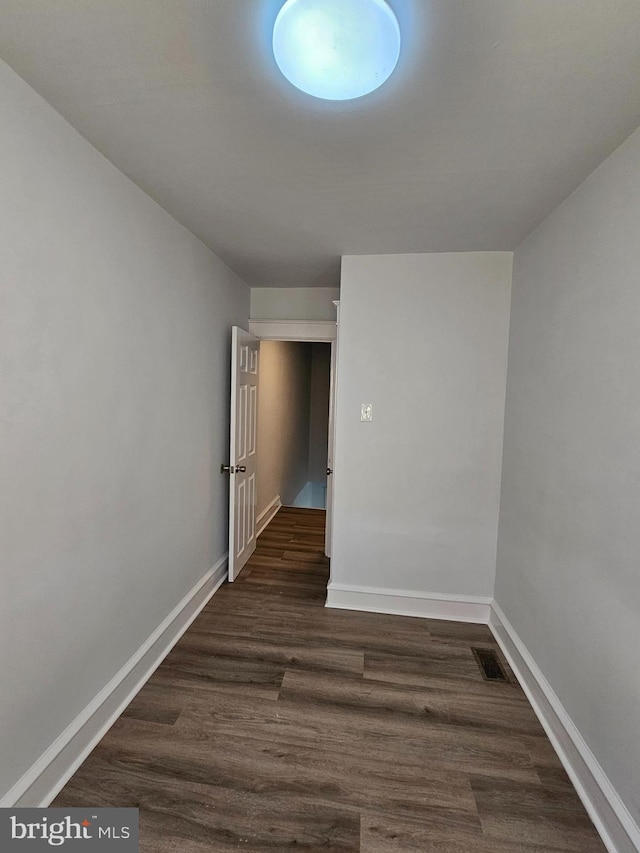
[
  {"left": 248, "top": 319, "right": 336, "bottom": 342},
  {"left": 248, "top": 315, "right": 339, "bottom": 563}
]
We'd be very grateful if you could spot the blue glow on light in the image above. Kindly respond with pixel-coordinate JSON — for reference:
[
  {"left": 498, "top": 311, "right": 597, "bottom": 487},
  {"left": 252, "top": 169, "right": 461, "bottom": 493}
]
[{"left": 273, "top": 0, "right": 401, "bottom": 101}]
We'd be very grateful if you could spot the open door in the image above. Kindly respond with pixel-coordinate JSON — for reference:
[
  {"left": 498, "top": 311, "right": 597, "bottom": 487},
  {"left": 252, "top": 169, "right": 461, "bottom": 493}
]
[
  {"left": 325, "top": 340, "right": 336, "bottom": 558},
  {"left": 325, "top": 300, "right": 340, "bottom": 558},
  {"left": 225, "top": 326, "right": 259, "bottom": 581}
]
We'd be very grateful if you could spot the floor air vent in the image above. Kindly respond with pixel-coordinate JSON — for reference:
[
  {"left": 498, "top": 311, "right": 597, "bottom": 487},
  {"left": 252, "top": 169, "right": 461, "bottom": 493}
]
[{"left": 472, "top": 647, "right": 509, "bottom": 682}]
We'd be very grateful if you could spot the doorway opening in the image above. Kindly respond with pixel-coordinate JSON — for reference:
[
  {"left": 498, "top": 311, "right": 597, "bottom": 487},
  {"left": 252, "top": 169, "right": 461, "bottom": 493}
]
[
  {"left": 226, "top": 316, "right": 338, "bottom": 584},
  {"left": 256, "top": 340, "right": 331, "bottom": 525}
]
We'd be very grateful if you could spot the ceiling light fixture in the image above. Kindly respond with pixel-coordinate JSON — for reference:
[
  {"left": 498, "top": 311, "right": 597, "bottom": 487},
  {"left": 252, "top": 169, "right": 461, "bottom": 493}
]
[{"left": 272, "top": 0, "right": 401, "bottom": 101}]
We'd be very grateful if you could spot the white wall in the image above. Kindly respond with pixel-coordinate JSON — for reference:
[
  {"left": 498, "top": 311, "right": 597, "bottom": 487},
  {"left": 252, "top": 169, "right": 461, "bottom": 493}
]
[
  {"left": 251, "top": 287, "right": 339, "bottom": 321},
  {"left": 0, "top": 60, "right": 249, "bottom": 801},
  {"left": 495, "top": 127, "right": 640, "bottom": 831},
  {"left": 256, "top": 341, "right": 312, "bottom": 514},
  {"left": 330, "top": 253, "right": 512, "bottom": 600}
]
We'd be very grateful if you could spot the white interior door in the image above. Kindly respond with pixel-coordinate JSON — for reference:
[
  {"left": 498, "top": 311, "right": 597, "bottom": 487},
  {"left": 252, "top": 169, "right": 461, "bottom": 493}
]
[
  {"left": 325, "top": 305, "right": 340, "bottom": 557},
  {"left": 227, "top": 326, "right": 259, "bottom": 581}
]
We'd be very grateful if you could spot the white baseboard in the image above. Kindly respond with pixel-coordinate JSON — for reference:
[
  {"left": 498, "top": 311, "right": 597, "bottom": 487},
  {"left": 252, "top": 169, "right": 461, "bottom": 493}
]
[
  {"left": 325, "top": 582, "right": 491, "bottom": 623},
  {"left": 490, "top": 602, "right": 640, "bottom": 853},
  {"left": 1, "top": 554, "right": 228, "bottom": 809},
  {"left": 256, "top": 495, "right": 281, "bottom": 538}
]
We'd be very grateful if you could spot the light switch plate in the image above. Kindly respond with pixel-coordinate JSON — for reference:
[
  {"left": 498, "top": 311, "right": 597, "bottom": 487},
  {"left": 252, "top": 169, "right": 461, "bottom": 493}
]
[{"left": 360, "top": 403, "right": 373, "bottom": 422}]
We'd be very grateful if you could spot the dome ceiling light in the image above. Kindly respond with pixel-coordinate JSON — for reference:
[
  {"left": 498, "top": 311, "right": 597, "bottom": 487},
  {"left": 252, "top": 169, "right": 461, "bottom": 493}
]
[{"left": 272, "top": 0, "right": 401, "bottom": 101}]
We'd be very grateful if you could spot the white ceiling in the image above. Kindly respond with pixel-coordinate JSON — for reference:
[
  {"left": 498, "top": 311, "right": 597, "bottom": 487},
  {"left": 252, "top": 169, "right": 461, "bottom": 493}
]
[{"left": 1, "top": 0, "right": 639, "bottom": 288}]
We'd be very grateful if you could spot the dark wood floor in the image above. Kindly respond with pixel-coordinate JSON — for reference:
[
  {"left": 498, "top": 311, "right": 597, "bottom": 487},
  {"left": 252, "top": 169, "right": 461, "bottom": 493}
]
[{"left": 54, "top": 507, "right": 605, "bottom": 852}]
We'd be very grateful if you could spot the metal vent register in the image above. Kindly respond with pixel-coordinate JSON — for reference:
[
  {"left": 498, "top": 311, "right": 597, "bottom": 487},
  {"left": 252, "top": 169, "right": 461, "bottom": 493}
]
[{"left": 472, "top": 647, "right": 510, "bottom": 682}]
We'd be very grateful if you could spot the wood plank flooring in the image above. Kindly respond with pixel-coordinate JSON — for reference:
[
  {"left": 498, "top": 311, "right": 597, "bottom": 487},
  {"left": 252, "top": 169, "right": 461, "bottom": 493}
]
[{"left": 53, "top": 507, "right": 606, "bottom": 853}]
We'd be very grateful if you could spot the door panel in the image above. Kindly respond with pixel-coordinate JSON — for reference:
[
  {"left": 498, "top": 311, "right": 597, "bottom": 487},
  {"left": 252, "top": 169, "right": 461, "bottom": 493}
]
[
  {"left": 325, "top": 299, "right": 339, "bottom": 557},
  {"left": 228, "top": 327, "right": 259, "bottom": 581}
]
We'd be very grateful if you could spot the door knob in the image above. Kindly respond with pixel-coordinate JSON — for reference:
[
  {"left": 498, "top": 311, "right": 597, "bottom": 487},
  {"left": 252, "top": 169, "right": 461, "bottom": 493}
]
[
  {"left": 236, "top": 465, "right": 247, "bottom": 473},
  {"left": 220, "top": 464, "right": 235, "bottom": 474},
  {"left": 326, "top": 468, "right": 333, "bottom": 476}
]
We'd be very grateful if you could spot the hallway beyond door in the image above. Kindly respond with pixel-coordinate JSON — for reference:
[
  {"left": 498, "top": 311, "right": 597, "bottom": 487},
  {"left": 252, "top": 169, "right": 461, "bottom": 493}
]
[{"left": 238, "top": 505, "right": 329, "bottom": 600}]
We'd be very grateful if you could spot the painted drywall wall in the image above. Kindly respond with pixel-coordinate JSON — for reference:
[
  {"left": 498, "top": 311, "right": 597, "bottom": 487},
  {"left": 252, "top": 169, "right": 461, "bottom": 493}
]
[
  {"left": 331, "top": 253, "right": 512, "bottom": 597},
  {"left": 256, "top": 341, "right": 312, "bottom": 514},
  {"left": 251, "top": 287, "right": 339, "bottom": 321},
  {"left": 308, "top": 343, "right": 331, "bottom": 483},
  {"left": 0, "top": 59, "right": 249, "bottom": 801},
  {"left": 495, "top": 127, "right": 640, "bottom": 828}
]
